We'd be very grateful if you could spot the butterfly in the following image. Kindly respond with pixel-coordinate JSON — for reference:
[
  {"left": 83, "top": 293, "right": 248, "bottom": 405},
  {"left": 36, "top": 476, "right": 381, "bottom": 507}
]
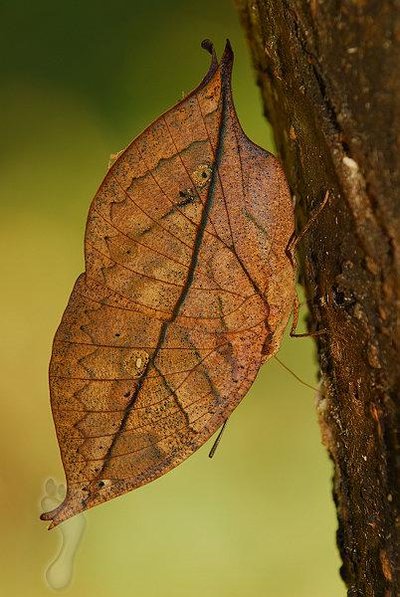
[{"left": 41, "top": 40, "right": 295, "bottom": 528}]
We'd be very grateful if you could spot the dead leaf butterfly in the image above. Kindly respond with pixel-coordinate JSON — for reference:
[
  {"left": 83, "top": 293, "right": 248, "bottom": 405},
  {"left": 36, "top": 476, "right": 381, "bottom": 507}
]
[{"left": 41, "top": 40, "right": 295, "bottom": 528}]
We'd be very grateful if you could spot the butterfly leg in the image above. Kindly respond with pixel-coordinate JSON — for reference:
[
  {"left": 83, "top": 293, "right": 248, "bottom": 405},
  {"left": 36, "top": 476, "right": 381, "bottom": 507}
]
[
  {"left": 287, "top": 191, "right": 330, "bottom": 338},
  {"left": 208, "top": 419, "right": 228, "bottom": 459},
  {"left": 286, "top": 190, "right": 330, "bottom": 260}
]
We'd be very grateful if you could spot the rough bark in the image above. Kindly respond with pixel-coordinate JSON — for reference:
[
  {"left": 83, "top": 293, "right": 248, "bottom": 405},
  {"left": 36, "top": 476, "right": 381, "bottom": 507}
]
[{"left": 236, "top": 1, "right": 400, "bottom": 595}]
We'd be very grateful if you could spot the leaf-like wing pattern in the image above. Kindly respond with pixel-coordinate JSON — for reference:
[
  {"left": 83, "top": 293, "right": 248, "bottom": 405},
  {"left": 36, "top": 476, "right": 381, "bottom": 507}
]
[{"left": 41, "top": 41, "right": 295, "bottom": 528}]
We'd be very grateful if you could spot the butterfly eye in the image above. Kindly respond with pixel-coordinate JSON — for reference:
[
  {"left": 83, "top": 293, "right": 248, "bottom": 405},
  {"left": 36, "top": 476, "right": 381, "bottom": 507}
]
[{"left": 192, "top": 163, "right": 212, "bottom": 189}]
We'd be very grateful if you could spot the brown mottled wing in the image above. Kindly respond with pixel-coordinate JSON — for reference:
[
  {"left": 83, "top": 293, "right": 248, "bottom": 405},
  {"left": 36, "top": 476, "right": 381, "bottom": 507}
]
[{"left": 41, "top": 41, "right": 295, "bottom": 528}]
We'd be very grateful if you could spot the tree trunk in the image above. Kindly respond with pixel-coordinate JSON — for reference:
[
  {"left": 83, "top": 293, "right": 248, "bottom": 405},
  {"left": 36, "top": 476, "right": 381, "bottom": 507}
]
[{"left": 236, "top": 1, "right": 400, "bottom": 595}]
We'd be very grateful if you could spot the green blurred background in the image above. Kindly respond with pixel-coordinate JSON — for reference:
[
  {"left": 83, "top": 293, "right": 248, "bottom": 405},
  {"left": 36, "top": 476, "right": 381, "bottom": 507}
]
[{"left": 0, "top": 1, "right": 343, "bottom": 595}]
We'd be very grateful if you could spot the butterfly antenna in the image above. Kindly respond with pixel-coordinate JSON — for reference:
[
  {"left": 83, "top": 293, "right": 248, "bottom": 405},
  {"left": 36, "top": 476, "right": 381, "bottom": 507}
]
[
  {"left": 208, "top": 420, "right": 228, "bottom": 458},
  {"left": 273, "top": 355, "right": 318, "bottom": 392}
]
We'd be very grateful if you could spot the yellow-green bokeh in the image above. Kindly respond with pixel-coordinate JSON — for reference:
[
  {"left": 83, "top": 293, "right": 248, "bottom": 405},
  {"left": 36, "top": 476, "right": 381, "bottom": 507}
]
[{"left": 0, "top": 1, "right": 343, "bottom": 595}]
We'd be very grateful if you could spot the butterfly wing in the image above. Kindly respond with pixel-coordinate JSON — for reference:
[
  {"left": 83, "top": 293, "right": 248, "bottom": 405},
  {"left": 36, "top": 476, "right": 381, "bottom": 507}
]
[{"left": 41, "top": 41, "right": 295, "bottom": 528}]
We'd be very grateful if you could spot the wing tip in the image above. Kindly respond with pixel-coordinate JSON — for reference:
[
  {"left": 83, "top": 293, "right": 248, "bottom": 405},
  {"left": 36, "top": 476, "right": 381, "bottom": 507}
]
[
  {"left": 221, "top": 38, "right": 234, "bottom": 85},
  {"left": 200, "top": 38, "right": 234, "bottom": 84},
  {"left": 199, "top": 38, "right": 219, "bottom": 87},
  {"left": 40, "top": 495, "right": 81, "bottom": 530},
  {"left": 201, "top": 38, "right": 217, "bottom": 61},
  {"left": 223, "top": 39, "right": 234, "bottom": 62},
  {"left": 40, "top": 506, "right": 63, "bottom": 530}
]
